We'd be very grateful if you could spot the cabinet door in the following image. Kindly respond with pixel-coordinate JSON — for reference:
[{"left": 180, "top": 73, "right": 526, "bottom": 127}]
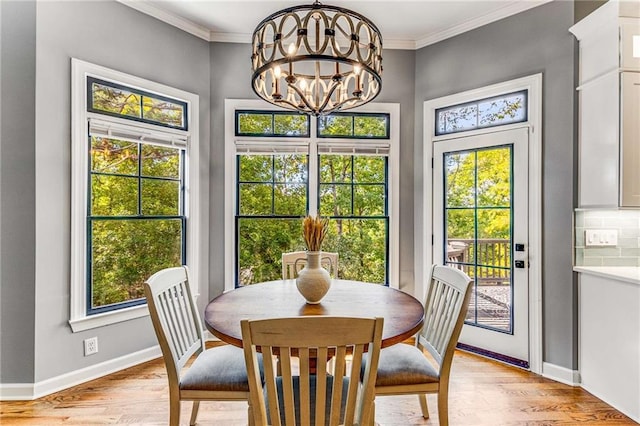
[
  {"left": 579, "top": 72, "right": 620, "bottom": 207},
  {"left": 621, "top": 21, "right": 640, "bottom": 71},
  {"left": 620, "top": 72, "right": 640, "bottom": 206}
]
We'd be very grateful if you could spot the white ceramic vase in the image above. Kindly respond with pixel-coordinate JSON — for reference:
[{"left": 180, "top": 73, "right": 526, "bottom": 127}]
[{"left": 295, "top": 251, "right": 331, "bottom": 304}]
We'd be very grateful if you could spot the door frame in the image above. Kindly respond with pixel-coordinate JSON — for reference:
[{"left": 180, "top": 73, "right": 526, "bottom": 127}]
[{"left": 417, "top": 74, "right": 542, "bottom": 374}]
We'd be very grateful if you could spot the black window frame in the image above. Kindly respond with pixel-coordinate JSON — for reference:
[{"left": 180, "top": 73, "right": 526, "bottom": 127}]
[
  {"left": 87, "top": 76, "right": 188, "bottom": 131},
  {"left": 235, "top": 110, "right": 311, "bottom": 137},
  {"left": 317, "top": 154, "right": 390, "bottom": 285},
  {"left": 86, "top": 136, "right": 187, "bottom": 315},
  {"left": 234, "top": 153, "right": 310, "bottom": 287},
  {"left": 317, "top": 112, "right": 391, "bottom": 139}
]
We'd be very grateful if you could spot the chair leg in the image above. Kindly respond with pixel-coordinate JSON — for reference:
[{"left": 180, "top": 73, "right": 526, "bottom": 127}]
[
  {"left": 189, "top": 400, "right": 200, "bottom": 426},
  {"left": 418, "top": 394, "right": 429, "bottom": 419},
  {"left": 248, "top": 403, "right": 255, "bottom": 426},
  {"left": 169, "top": 393, "right": 181, "bottom": 426},
  {"left": 366, "top": 401, "right": 376, "bottom": 426},
  {"left": 437, "top": 389, "right": 449, "bottom": 426}
]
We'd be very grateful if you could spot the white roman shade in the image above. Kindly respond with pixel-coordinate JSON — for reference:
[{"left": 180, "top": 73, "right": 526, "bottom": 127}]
[
  {"left": 235, "top": 141, "right": 309, "bottom": 155},
  {"left": 317, "top": 142, "right": 390, "bottom": 156},
  {"left": 88, "top": 117, "right": 188, "bottom": 148}
]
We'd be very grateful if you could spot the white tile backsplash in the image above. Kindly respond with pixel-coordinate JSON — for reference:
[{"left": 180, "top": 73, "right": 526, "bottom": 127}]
[{"left": 575, "top": 209, "right": 640, "bottom": 267}]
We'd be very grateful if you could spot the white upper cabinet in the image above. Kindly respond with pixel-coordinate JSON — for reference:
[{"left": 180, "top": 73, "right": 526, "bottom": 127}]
[
  {"left": 621, "top": 72, "right": 640, "bottom": 206},
  {"left": 571, "top": 0, "right": 640, "bottom": 208}
]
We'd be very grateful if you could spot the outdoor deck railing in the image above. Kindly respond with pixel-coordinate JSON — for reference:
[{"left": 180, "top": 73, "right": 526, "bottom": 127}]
[{"left": 447, "top": 238, "right": 510, "bottom": 285}]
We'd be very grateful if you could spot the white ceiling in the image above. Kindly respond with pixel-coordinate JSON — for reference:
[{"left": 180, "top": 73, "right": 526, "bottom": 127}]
[{"left": 119, "top": 0, "right": 553, "bottom": 50}]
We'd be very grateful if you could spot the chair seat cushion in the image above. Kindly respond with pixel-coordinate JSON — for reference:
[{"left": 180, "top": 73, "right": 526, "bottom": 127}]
[
  {"left": 180, "top": 345, "right": 260, "bottom": 392},
  {"left": 368, "top": 344, "right": 440, "bottom": 387}
]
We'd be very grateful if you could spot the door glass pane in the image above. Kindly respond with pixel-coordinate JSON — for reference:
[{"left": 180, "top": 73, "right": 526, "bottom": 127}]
[
  {"left": 436, "top": 90, "right": 527, "bottom": 136},
  {"left": 444, "top": 145, "right": 513, "bottom": 333},
  {"left": 477, "top": 147, "right": 511, "bottom": 207},
  {"left": 445, "top": 152, "right": 475, "bottom": 208}
]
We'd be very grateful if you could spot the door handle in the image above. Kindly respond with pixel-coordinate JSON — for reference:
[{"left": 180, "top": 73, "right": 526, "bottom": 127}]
[{"left": 514, "top": 260, "right": 526, "bottom": 268}]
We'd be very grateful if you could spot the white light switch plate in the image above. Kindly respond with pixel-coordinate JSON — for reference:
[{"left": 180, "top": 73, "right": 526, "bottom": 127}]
[{"left": 585, "top": 229, "right": 618, "bottom": 247}]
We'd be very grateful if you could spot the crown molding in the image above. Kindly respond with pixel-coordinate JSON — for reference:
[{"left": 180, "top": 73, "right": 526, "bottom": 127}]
[
  {"left": 209, "top": 32, "right": 251, "bottom": 44},
  {"left": 383, "top": 38, "right": 417, "bottom": 51},
  {"left": 117, "top": 0, "right": 212, "bottom": 41},
  {"left": 415, "top": 0, "right": 554, "bottom": 49},
  {"left": 119, "top": 0, "right": 553, "bottom": 50}
]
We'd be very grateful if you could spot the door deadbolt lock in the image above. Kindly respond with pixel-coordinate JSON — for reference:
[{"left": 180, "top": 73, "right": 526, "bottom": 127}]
[{"left": 514, "top": 260, "right": 526, "bottom": 268}]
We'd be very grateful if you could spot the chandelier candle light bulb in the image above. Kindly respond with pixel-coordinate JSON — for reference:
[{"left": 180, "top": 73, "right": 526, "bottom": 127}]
[{"left": 273, "top": 65, "right": 281, "bottom": 98}]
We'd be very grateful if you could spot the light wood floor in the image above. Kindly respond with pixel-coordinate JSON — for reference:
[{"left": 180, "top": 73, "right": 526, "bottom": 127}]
[{"left": 1, "top": 344, "right": 635, "bottom": 425}]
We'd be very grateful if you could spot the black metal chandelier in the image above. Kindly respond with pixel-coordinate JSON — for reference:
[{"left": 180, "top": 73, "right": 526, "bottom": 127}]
[{"left": 251, "top": 1, "right": 383, "bottom": 116}]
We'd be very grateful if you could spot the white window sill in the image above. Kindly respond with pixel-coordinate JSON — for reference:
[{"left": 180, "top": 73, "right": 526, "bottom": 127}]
[{"left": 69, "top": 304, "right": 150, "bottom": 333}]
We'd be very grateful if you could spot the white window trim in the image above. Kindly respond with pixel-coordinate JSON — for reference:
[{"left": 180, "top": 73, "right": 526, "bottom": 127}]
[
  {"left": 418, "top": 73, "right": 542, "bottom": 374},
  {"left": 70, "top": 58, "right": 200, "bottom": 332},
  {"left": 224, "top": 99, "right": 400, "bottom": 291}
]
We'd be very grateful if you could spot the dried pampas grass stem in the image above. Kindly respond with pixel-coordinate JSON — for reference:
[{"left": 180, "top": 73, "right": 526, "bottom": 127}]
[{"left": 302, "top": 215, "right": 328, "bottom": 252}]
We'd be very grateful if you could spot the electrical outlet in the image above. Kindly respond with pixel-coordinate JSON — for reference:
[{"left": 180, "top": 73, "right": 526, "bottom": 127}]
[
  {"left": 585, "top": 229, "right": 618, "bottom": 247},
  {"left": 84, "top": 337, "right": 98, "bottom": 356}
]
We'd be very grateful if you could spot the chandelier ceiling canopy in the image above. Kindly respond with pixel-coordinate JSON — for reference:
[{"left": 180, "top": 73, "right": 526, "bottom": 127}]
[{"left": 251, "top": 1, "right": 383, "bottom": 116}]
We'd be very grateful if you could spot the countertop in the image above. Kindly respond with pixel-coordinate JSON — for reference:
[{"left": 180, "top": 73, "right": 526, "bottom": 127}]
[{"left": 574, "top": 266, "right": 640, "bottom": 285}]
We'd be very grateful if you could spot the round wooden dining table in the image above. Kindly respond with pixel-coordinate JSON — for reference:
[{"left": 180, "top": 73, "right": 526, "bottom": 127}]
[{"left": 204, "top": 279, "right": 424, "bottom": 349}]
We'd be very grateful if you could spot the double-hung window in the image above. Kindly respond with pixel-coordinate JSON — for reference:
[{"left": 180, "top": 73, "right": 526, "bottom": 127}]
[
  {"left": 225, "top": 100, "right": 399, "bottom": 290},
  {"left": 70, "top": 59, "right": 200, "bottom": 332}
]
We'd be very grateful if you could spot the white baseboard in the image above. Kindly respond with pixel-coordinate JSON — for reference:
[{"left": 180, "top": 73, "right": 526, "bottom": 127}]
[
  {"left": 0, "top": 383, "right": 36, "bottom": 400},
  {"left": 542, "top": 362, "right": 581, "bottom": 386},
  {"left": 1, "top": 345, "right": 162, "bottom": 401},
  {"left": 581, "top": 382, "right": 640, "bottom": 423}
]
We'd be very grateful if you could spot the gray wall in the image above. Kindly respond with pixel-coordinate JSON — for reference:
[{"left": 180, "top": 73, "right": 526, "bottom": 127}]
[
  {"left": 208, "top": 45, "right": 416, "bottom": 296},
  {"left": 374, "top": 49, "right": 416, "bottom": 292},
  {"left": 414, "top": 1, "right": 577, "bottom": 369},
  {"left": 209, "top": 42, "right": 255, "bottom": 296},
  {"left": 0, "top": 0, "right": 37, "bottom": 383},
  {"left": 9, "top": 0, "right": 209, "bottom": 382}
]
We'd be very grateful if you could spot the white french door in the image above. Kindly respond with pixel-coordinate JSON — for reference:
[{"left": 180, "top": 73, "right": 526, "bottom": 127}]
[{"left": 433, "top": 127, "right": 529, "bottom": 365}]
